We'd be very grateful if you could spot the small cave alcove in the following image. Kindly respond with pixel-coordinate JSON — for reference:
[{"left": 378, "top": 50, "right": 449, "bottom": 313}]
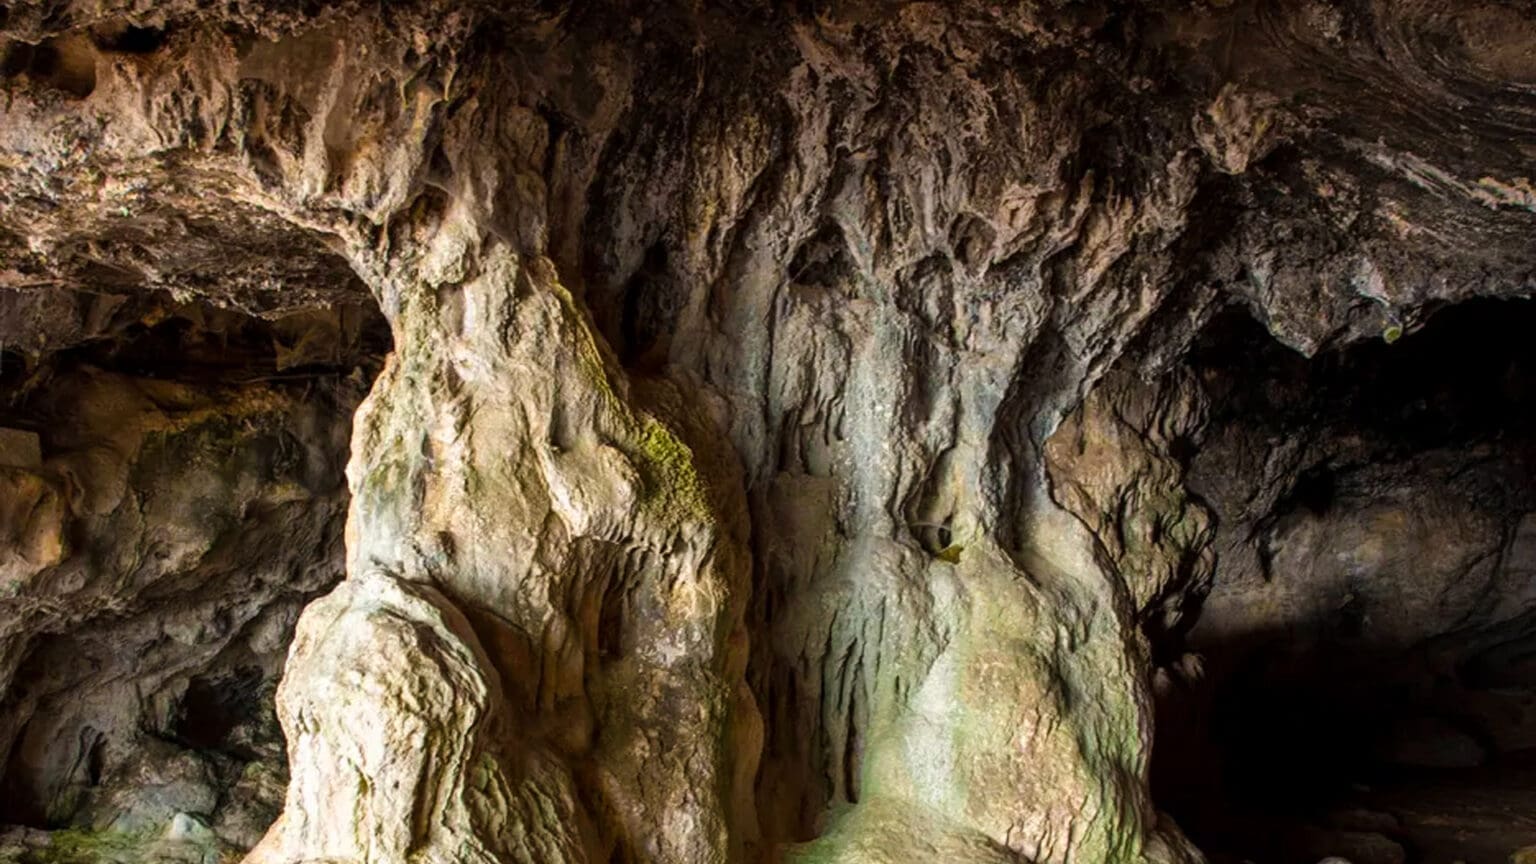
[
  {"left": 0, "top": 291, "right": 389, "bottom": 853},
  {"left": 1153, "top": 298, "right": 1536, "bottom": 864}
]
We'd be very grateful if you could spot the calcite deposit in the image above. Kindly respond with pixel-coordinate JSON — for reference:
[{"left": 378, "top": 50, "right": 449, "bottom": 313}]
[{"left": 0, "top": 2, "right": 1534, "bottom": 863}]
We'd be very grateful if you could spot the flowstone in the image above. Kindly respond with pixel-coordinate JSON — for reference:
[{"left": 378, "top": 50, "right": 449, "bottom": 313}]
[{"left": 1, "top": 2, "right": 1534, "bottom": 862}]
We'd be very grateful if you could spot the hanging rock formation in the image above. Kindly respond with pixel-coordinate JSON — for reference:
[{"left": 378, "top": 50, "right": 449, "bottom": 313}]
[{"left": 0, "top": 1, "right": 1534, "bottom": 863}]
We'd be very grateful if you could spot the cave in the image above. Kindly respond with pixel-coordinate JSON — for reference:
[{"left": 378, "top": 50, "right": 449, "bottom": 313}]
[
  {"left": 3, "top": 2, "right": 1536, "bottom": 864},
  {"left": 0, "top": 290, "right": 387, "bottom": 857},
  {"left": 1153, "top": 299, "right": 1536, "bottom": 864}
]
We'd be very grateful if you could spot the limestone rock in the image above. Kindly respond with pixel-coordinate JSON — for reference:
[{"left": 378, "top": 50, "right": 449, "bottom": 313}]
[
  {"left": 0, "top": 430, "right": 41, "bottom": 468},
  {"left": 0, "top": 1, "right": 1534, "bottom": 863},
  {"left": 211, "top": 762, "right": 287, "bottom": 851},
  {"left": 0, "top": 299, "right": 381, "bottom": 848},
  {"left": 80, "top": 741, "right": 218, "bottom": 834}
]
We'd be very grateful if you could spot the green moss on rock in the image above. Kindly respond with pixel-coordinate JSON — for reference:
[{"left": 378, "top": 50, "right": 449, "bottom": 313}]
[
  {"left": 632, "top": 414, "right": 712, "bottom": 523},
  {"left": 14, "top": 829, "right": 148, "bottom": 864}
]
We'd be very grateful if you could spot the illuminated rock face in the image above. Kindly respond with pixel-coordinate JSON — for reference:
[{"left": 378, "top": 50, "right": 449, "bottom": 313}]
[{"left": 1, "top": 2, "right": 1535, "bottom": 863}]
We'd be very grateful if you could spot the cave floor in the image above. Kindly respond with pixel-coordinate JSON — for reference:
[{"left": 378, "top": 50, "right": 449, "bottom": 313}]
[
  {"left": 1361, "top": 752, "right": 1536, "bottom": 864},
  {"left": 1193, "top": 751, "right": 1536, "bottom": 864}
]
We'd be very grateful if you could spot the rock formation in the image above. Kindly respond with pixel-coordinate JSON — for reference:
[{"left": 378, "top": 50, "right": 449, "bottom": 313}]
[
  {"left": 1155, "top": 300, "right": 1536, "bottom": 864},
  {"left": 0, "top": 1, "right": 1533, "bottom": 863},
  {"left": 0, "top": 298, "right": 383, "bottom": 862}
]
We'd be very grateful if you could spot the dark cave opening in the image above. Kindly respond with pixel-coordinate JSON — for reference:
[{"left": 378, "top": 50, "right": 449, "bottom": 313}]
[
  {"left": 91, "top": 23, "right": 169, "bottom": 55},
  {"left": 173, "top": 668, "right": 268, "bottom": 756},
  {"left": 1155, "top": 298, "right": 1536, "bottom": 864}
]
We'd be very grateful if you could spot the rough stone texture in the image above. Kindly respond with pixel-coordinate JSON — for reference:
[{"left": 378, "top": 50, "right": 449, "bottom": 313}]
[
  {"left": 1151, "top": 300, "right": 1536, "bottom": 863},
  {"left": 0, "top": 1, "right": 1533, "bottom": 863},
  {"left": 0, "top": 296, "right": 381, "bottom": 862}
]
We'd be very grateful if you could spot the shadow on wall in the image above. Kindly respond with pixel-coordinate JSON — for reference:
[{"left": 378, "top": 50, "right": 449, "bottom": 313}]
[
  {"left": 0, "top": 291, "right": 388, "bottom": 858},
  {"left": 1152, "top": 298, "right": 1536, "bottom": 864}
]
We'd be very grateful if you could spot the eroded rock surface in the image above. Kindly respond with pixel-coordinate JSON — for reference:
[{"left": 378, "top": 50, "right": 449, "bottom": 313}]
[
  {"left": 1153, "top": 301, "right": 1536, "bottom": 864},
  {"left": 0, "top": 1, "right": 1533, "bottom": 863},
  {"left": 0, "top": 296, "right": 383, "bottom": 862}
]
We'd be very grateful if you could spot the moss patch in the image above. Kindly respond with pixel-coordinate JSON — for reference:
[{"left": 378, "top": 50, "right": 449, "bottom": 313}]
[
  {"left": 7, "top": 826, "right": 238, "bottom": 864},
  {"left": 632, "top": 414, "right": 712, "bottom": 523},
  {"left": 14, "top": 829, "right": 149, "bottom": 864}
]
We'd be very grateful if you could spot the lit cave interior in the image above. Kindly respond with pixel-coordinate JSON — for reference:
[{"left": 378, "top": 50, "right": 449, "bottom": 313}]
[{"left": 3, "top": 2, "right": 1536, "bottom": 864}]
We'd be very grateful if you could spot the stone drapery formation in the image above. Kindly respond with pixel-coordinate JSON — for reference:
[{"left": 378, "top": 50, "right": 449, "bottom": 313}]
[{"left": 1, "top": 1, "right": 1534, "bottom": 862}]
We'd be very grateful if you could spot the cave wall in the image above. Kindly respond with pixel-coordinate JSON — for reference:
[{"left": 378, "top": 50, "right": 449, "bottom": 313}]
[
  {"left": 1145, "top": 299, "right": 1536, "bottom": 864},
  {"left": 0, "top": 1, "right": 1534, "bottom": 863},
  {"left": 0, "top": 294, "right": 383, "bottom": 860}
]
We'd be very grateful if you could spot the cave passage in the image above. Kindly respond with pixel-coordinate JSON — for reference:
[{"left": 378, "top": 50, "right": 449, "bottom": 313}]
[
  {"left": 1155, "top": 299, "right": 1536, "bottom": 864},
  {"left": 7, "top": 1, "right": 1536, "bottom": 861},
  {"left": 0, "top": 291, "right": 388, "bottom": 855}
]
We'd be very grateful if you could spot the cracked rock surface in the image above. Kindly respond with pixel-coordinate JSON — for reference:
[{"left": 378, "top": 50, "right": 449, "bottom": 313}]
[{"left": 0, "top": 1, "right": 1533, "bottom": 863}]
